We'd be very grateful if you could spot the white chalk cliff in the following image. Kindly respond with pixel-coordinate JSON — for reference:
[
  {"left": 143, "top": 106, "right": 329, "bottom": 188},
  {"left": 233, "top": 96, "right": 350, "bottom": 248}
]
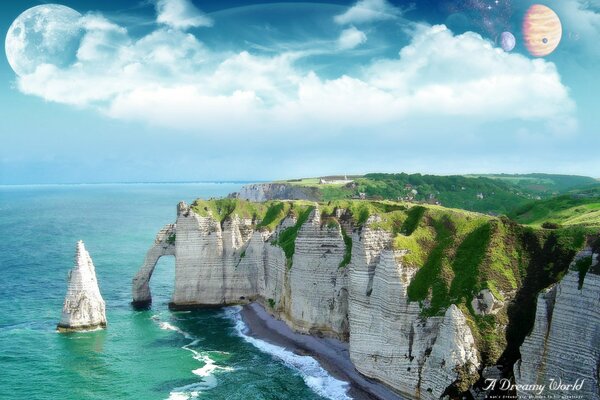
[
  {"left": 133, "top": 202, "right": 482, "bottom": 398},
  {"left": 514, "top": 247, "right": 600, "bottom": 400},
  {"left": 234, "top": 183, "right": 319, "bottom": 202},
  {"left": 58, "top": 241, "right": 107, "bottom": 332}
]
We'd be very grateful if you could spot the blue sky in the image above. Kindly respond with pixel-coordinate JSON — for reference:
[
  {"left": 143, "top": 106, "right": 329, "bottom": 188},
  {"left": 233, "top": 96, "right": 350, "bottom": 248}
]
[{"left": 1, "top": 0, "right": 599, "bottom": 184}]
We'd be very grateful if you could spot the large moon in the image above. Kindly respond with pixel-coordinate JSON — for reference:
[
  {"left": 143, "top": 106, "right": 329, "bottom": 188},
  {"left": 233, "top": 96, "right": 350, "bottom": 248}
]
[
  {"left": 522, "top": 4, "right": 562, "bottom": 57},
  {"left": 5, "top": 4, "right": 83, "bottom": 76}
]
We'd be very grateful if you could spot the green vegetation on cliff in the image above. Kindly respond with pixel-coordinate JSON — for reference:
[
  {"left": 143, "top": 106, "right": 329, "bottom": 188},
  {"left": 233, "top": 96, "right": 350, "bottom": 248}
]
[
  {"left": 276, "top": 205, "right": 314, "bottom": 268},
  {"left": 509, "top": 188, "right": 600, "bottom": 228},
  {"left": 339, "top": 228, "right": 352, "bottom": 269},
  {"left": 501, "top": 227, "right": 586, "bottom": 366},
  {"left": 257, "top": 202, "right": 292, "bottom": 231},
  {"left": 277, "top": 173, "right": 599, "bottom": 216},
  {"left": 188, "top": 197, "right": 590, "bottom": 366},
  {"left": 191, "top": 198, "right": 269, "bottom": 223}
]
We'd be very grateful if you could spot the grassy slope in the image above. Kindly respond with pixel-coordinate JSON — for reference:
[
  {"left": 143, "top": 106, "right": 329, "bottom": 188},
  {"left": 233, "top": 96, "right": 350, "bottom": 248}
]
[
  {"left": 277, "top": 173, "right": 600, "bottom": 215},
  {"left": 188, "top": 198, "right": 589, "bottom": 367},
  {"left": 467, "top": 173, "right": 598, "bottom": 193},
  {"left": 509, "top": 188, "right": 600, "bottom": 228}
]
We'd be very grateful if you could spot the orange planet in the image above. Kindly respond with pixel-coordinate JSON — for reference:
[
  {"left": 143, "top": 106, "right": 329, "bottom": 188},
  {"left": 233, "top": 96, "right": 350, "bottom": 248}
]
[{"left": 522, "top": 4, "right": 562, "bottom": 57}]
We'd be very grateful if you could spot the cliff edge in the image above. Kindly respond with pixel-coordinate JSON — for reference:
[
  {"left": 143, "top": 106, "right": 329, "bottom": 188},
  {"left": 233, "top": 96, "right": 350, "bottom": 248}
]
[
  {"left": 514, "top": 246, "right": 600, "bottom": 399},
  {"left": 132, "top": 198, "right": 595, "bottom": 399}
]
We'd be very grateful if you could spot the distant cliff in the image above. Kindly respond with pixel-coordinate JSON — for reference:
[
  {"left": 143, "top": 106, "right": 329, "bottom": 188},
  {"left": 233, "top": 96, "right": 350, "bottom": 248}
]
[
  {"left": 132, "top": 198, "right": 597, "bottom": 400},
  {"left": 233, "top": 183, "right": 320, "bottom": 202}
]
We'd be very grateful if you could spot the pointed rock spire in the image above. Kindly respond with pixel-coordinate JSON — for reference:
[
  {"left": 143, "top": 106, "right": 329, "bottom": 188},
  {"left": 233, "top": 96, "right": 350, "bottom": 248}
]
[{"left": 57, "top": 241, "right": 107, "bottom": 332}]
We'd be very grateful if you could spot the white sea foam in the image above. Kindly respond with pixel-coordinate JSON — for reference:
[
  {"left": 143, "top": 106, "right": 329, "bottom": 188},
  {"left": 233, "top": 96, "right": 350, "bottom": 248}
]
[
  {"left": 158, "top": 321, "right": 195, "bottom": 340},
  {"left": 153, "top": 316, "right": 231, "bottom": 400},
  {"left": 223, "top": 306, "right": 352, "bottom": 400}
]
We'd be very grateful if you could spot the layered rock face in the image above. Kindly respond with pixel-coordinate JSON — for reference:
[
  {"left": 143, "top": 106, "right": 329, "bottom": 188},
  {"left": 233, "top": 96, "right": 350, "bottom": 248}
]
[
  {"left": 234, "top": 183, "right": 319, "bottom": 202},
  {"left": 58, "top": 241, "right": 107, "bottom": 332},
  {"left": 514, "top": 248, "right": 600, "bottom": 400},
  {"left": 284, "top": 209, "right": 349, "bottom": 338},
  {"left": 348, "top": 228, "right": 479, "bottom": 399},
  {"left": 134, "top": 202, "right": 482, "bottom": 399}
]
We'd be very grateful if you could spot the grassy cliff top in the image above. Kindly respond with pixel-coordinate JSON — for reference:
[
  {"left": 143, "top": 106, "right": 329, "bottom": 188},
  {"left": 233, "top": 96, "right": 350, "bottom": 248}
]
[
  {"left": 270, "top": 173, "right": 600, "bottom": 216},
  {"left": 509, "top": 188, "right": 600, "bottom": 228},
  {"left": 187, "top": 197, "right": 591, "bottom": 365}
]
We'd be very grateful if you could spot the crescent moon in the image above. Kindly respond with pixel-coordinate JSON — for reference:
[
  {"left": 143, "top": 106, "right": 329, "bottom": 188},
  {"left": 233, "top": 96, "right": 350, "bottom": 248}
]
[{"left": 5, "top": 4, "right": 83, "bottom": 76}]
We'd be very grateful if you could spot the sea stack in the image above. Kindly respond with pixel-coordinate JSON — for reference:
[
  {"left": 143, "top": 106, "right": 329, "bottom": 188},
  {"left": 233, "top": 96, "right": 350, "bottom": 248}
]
[{"left": 57, "top": 241, "right": 107, "bottom": 332}]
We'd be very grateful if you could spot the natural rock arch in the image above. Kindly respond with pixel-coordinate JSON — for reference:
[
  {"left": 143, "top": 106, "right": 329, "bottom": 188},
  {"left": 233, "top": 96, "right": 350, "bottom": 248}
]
[{"left": 131, "top": 224, "right": 176, "bottom": 308}]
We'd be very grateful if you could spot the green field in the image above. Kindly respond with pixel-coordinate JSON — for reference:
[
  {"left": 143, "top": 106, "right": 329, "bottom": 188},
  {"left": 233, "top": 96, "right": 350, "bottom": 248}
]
[
  {"left": 272, "top": 173, "right": 600, "bottom": 216},
  {"left": 468, "top": 173, "right": 598, "bottom": 194},
  {"left": 509, "top": 192, "right": 600, "bottom": 228}
]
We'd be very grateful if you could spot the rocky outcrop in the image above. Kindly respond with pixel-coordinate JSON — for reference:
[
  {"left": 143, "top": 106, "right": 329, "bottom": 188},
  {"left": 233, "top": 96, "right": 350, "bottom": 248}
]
[
  {"left": 170, "top": 202, "right": 263, "bottom": 307},
  {"left": 57, "top": 241, "right": 107, "bottom": 332},
  {"left": 233, "top": 183, "right": 320, "bottom": 202},
  {"left": 133, "top": 202, "right": 484, "bottom": 399},
  {"left": 471, "top": 289, "right": 504, "bottom": 316},
  {"left": 283, "top": 209, "right": 349, "bottom": 338},
  {"left": 131, "top": 224, "right": 176, "bottom": 307},
  {"left": 514, "top": 247, "right": 600, "bottom": 400},
  {"left": 348, "top": 232, "right": 479, "bottom": 399}
]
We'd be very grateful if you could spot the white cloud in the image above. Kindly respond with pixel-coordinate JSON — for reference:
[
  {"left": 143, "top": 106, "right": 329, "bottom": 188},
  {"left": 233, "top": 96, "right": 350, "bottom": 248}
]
[
  {"left": 363, "top": 25, "right": 575, "bottom": 123},
  {"left": 338, "top": 27, "right": 367, "bottom": 49},
  {"left": 155, "top": 0, "right": 213, "bottom": 30},
  {"left": 554, "top": 0, "right": 600, "bottom": 57},
  {"left": 334, "top": 0, "right": 401, "bottom": 25},
  {"left": 15, "top": 16, "right": 575, "bottom": 136},
  {"left": 76, "top": 14, "right": 129, "bottom": 62}
]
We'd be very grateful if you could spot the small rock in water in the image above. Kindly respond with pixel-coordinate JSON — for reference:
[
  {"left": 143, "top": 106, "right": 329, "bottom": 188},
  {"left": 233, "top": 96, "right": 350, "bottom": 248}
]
[{"left": 57, "top": 240, "right": 107, "bottom": 332}]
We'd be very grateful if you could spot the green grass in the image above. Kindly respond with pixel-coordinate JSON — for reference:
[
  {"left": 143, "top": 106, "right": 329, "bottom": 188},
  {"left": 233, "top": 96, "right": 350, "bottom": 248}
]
[
  {"left": 191, "top": 198, "right": 268, "bottom": 223},
  {"left": 281, "top": 178, "right": 322, "bottom": 186},
  {"left": 339, "top": 227, "right": 352, "bottom": 269},
  {"left": 257, "top": 202, "right": 291, "bottom": 231},
  {"left": 259, "top": 173, "right": 600, "bottom": 218},
  {"left": 184, "top": 196, "right": 593, "bottom": 371},
  {"left": 509, "top": 194, "right": 600, "bottom": 228},
  {"left": 449, "top": 223, "right": 492, "bottom": 303},
  {"left": 320, "top": 200, "right": 406, "bottom": 228},
  {"left": 324, "top": 218, "right": 339, "bottom": 229},
  {"left": 468, "top": 173, "right": 598, "bottom": 193},
  {"left": 276, "top": 205, "right": 314, "bottom": 268},
  {"left": 353, "top": 173, "right": 536, "bottom": 214},
  {"left": 407, "top": 216, "right": 454, "bottom": 314},
  {"left": 167, "top": 234, "right": 176, "bottom": 245},
  {"left": 502, "top": 227, "right": 586, "bottom": 367},
  {"left": 320, "top": 185, "right": 353, "bottom": 201},
  {"left": 401, "top": 206, "right": 425, "bottom": 235}
]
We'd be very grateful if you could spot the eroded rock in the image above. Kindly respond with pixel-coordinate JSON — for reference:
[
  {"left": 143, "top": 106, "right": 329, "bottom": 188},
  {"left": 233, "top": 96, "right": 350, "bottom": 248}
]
[{"left": 57, "top": 241, "right": 107, "bottom": 332}]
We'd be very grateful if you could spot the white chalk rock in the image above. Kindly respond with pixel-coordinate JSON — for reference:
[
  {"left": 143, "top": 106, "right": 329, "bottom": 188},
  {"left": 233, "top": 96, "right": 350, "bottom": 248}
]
[{"left": 57, "top": 241, "right": 107, "bottom": 332}]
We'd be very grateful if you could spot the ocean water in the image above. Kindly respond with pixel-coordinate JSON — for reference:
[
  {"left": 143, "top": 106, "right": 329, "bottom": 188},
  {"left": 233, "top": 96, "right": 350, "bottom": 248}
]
[{"left": 0, "top": 183, "right": 350, "bottom": 400}]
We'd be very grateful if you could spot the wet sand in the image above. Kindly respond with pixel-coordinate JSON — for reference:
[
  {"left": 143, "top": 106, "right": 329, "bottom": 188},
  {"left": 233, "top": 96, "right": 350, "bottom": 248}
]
[{"left": 240, "top": 302, "right": 404, "bottom": 400}]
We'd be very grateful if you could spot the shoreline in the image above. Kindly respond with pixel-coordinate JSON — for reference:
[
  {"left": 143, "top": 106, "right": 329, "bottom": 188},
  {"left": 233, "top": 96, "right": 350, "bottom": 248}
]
[{"left": 240, "top": 302, "right": 404, "bottom": 400}]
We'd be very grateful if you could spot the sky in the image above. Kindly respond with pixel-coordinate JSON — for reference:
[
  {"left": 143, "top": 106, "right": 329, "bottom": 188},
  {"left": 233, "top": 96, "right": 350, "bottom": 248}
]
[{"left": 0, "top": 0, "right": 599, "bottom": 184}]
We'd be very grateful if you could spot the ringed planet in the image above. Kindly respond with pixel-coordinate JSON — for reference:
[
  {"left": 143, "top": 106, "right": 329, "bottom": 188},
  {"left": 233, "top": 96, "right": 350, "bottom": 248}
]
[
  {"left": 522, "top": 4, "right": 562, "bottom": 57},
  {"left": 4, "top": 4, "right": 83, "bottom": 76}
]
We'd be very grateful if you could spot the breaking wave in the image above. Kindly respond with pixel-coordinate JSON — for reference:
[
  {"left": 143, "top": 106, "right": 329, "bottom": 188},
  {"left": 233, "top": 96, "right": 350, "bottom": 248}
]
[
  {"left": 153, "top": 315, "right": 231, "bottom": 400},
  {"left": 222, "top": 306, "right": 351, "bottom": 400}
]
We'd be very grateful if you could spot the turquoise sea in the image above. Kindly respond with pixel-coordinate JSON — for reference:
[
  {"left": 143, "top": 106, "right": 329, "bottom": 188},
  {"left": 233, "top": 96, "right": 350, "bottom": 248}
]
[{"left": 0, "top": 183, "right": 350, "bottom": 400}]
